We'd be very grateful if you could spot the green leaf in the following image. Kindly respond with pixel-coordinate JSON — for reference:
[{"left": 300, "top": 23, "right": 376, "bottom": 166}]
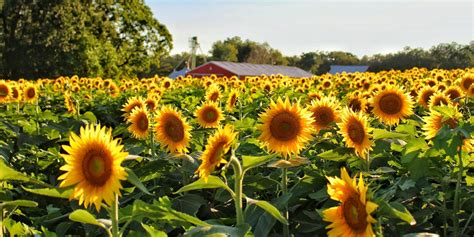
[
  {"left": 317, "top": 147, "right": 354, "bottom": 161},
  {"left": 81, "top": 111, "right": 97, "bottom": 123},
  {"left": 466, "top": 175, "right": 474, "bottom": 186},
  {"left": 131, "top": 197, "right": 210, "bottom": 228},
  {"left": 379, "top": 201, "right": 416, "bottom": 226},
  {"left": 69, "top": 209, "right": 106, "bottom": 229},
  {"left": 175, "top": 176, "right": 234, "bottom": 197},
  {"left": 184, "top": 224, "right": 252, "bottom": 237},
  {"left": 126, "top": 168, "right": 151, "bottom": 195},
  {"left": 0, "top": 161, "right": 48, "bottom": 186},
  {"left": 22, "top": 186, "right": 72, "bottom": 199},
  {"left": 0, "top": 200, "right": 38, "bottom": 208},
  {"left": 141, "top": 223, "right": 167, "bottom": 237},
  {"left": 246, "top": 198, "right": 288, "bottom": 225},
  {"left": 242, "top": 153, "right": 277, "bottom": 171},
  {"left": 373, "top": 129, "right": 409, "bottom": 140}
]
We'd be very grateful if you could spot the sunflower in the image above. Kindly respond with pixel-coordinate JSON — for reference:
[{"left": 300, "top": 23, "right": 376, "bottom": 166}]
[
  {"left": 0, "top": 80, "right": 11, "bottom": 103},
  {"left": 460, "top": 73, "right": 473, "bottom": 95},
  {"left": 23, "top": 83, "right": 38, "bottom": 103},
  {"left": 196, "top": 125, "right": 238, "bottom": 182},
  {"left": 206, "top": 85, "right": 222, "bottom": 102},
  {"left": 195, "top": 101, "right": 224, "bottom": 128},
  {"left": 58, "top": 124, "right": 128, "bottom": 211},
  {"left": 347, "top": 94, "right": 367, "bottom": 113},
  {"left": 226, "top": 89, "right": 239, "bottom": 112},
  {"left": 338, "top": 109, "right": 373, "bottom": 159},
  {"left": 323, "top": 168, "right": 378, "bottom": 237},
  {"left": 417, "top": 87, "right": 436, "bottom": 108},
  {"left": 155, "top": 105, "right": 192, "bottom": 153},
  {"left": 9, "top": 86, "right": 21, "bottom": 102},
  {"left": 444, "top": 86, "right": 463, "bottom": 102},
  {"left": 428, "top": 91, "right": 451, "bottom": 108},
  {"left": 122, "top": 96, "right": 145, "bottom": 119},
  {"left": 127, "top": 107, "right": 150, "bottom": 140},
  {"left": 371, "top": 87, "right": 413, "bottom": 125},
  {"left": 64, "top": 93, "right": 76, "bottom": 114},
  {"left": 144, "top": 96, "right": 159, "bottom": 112},
  {"left": 258, "top": 97, "right": 314, "bottom": 157},
  {"left": 308, "top": 96, "right": 341, "bottom": 133},
  {"left": 422, "top": 105, "right": 462, "bottom": 140}
]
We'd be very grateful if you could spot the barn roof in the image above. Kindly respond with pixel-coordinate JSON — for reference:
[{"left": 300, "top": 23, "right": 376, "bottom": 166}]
[
  {"left": 191, "top": 61, "right": 313, "bottom": 78},
  {"left": 329, "top": 65, "right": 369, "bottom": 74},
  {"left": 168, "top": 68, "right": 188, "bottom": 79}
]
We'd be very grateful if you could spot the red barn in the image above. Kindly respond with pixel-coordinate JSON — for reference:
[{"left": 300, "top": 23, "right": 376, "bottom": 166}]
[{"left": 185, "top": 61, "right": 313, "bottom": 79}]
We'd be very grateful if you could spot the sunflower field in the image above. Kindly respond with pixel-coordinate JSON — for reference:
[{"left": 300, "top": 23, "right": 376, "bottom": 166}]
[{"left": 0, "top": 68, "right": 473, "bottom": 237}]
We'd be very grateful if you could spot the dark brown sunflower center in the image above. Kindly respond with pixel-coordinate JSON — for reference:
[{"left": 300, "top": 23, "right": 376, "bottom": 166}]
[
  {"left": 323, "top": 81, "right": 331, "bottom": 88},
  {"left": 270, "top": 112, "right": 300, "bottom": 141},
  {"left": 343, "top": 195, "right": 368, "bottom": 233},
  {"left": 444, "top": 118, "right": 458, "bottom": 129},
  {"left": 313, "top": 107, "right": 334, "bottom": 127},
  {"left": 136, "top": 113, "right": 149, "bottom": 131},
  {"left": 209, "top": 92, "right": 219, "bottom": 102},
  {"left": 433, "top": 97, "right": 448, "bottom": 106},
  {"left": 202, "top": 107, "right": 218, "bottom": 123},
  {"left": 27, "top": 88, "right": 36, "bottom": 99},
  {"left": 12, "top": 88, "right": 19, "bottom": 99},
  {"left": 422, "top": 91, "right": 434, "bottom": 104},
  {"left": 82, "top": 149, "right": 112, "bottom": 186},
  {"left": 462, "top": 78, "right": 473, "bottom": 90},
  {"left": 348, "top": 119, "right": 365, "bottom": 144},
  {"left": 164, "top": 81, "right": 171, "bottom": 88},
  {"left": 264, "top": 85, "right": 271, "bottom": 92},
  {"left": 379, "top": 93, "right": 402, "bottom": 115},
  {"left": 446, "top": 90, "right": 460, "bottom": 100},
  {"left": 349, "top": 99, "right": 362, "bottom": 112},
  {"left": 0, "top": 85, "right": 8, "bottom": 97},
  {"left": 209, "top": 141, "right": 227, "bottom": 165},
  {"left": 164, "top": 115, "right": 185, "bottom": 142},
  {"left": 230, "top": 95, "right": 237, "bottom": 107},
  {"left": 146, "top": 101, "right": 156, "bottom": 110}
]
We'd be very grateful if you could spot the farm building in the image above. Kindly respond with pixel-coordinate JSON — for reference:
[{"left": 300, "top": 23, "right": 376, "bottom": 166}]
[
  {"left": 185, "top": 61, "right": 313, "bottom": 79},
  {"left": 329, "top": 65, "right": 369, "bottom": 74}
]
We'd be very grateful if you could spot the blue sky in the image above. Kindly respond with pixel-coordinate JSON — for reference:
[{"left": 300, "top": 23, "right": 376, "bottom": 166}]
[{"left": 145, "top": 0, "right": 473, "bottom": 57}]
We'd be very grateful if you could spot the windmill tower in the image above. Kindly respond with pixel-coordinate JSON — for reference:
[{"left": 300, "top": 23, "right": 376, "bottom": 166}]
[{"left": 188, "top": 36, "right": 199, "bottom": 70}]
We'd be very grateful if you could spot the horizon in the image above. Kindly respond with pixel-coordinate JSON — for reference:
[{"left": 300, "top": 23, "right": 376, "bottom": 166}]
[{"left": 145, "top": 0, "right": 473, "bottom": 57}]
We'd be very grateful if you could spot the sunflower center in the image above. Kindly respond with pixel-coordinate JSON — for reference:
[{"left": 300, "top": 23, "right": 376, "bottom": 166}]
[
  {"left": 348, "top": 119, "right": 365, "bottom": 144},
  {"left": 12, "top": 88, "right": 19, "bottom": 99},
  {"left": 313, "top": 107, "right": 334, "bottom": 127},
  {"left": 447, "top": 90, "right": 460, "bottom": 100},
  {"left": 82, "top": 150, "right": 112, "bottom": 186},
  {"left": 342, "top": 195, "right": 368, "bottom": 233},
  {"left": 209, "top": 141, "right": 227, "bottom": 164},
  {"left": 462, "top": 78, "right": 473, "bottom": 89},
  {"left": 270, "top": 112, "right": 300, "bottom": 141},
  {"left": 210, "top": 92, "right": 219, "bottom": 102},
  {"left": 349, "top": 99, "right": 362, "bottom": 112},
  {"left": 0, "top": 85, "right": 8, "bottom": 98},
  {"left": 27, "top": 88, "right": 36, "bottom": 99},
  {"left": 379, "top": 93, "right": 402, "bottom": 115},
  {"left": 203, "top": 107, "right": 218, "bottom": 123},
  {"left": 323, "top": 81, "right": 331, "bottom": 88},
  {"left": 444, "top": 118, "right": 458, "bottom": 129},
  {"left": 433, "top": 97, "right": 448, "bottom": 106},
  {"left": 230, "top": 95, "right": 237, "bottom": 107},
  {"left": 136, "top": 113, "right": 149, "bottom": 131},
  {"left": 164, "top": 115, "right": 185, "bottom": 142},
  {"left": 422, "top": 90, "right": 434, "bottom": 104}
]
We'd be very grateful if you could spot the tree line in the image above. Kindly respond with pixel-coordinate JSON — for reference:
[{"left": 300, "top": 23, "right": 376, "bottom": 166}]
[{"left": 159, "top": 36, "right": 473, "bottom": 76}]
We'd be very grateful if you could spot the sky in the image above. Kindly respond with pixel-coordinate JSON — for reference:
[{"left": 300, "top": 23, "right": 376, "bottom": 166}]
[{"left": 145, "top": 0, "right": 473, "bottom": 57}]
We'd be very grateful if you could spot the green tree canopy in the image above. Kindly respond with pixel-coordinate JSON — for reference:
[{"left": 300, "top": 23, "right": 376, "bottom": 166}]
[{"left": 1, "top": 0, "right": 172, "bottom": 79}]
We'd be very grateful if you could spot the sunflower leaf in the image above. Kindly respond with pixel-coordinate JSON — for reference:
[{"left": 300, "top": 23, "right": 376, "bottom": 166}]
[
  {"left": 246, "top": 197, "right": 288, "bottom": 225},
  {"left": 125, "top": 168, "right": 152, "bottom": 195},
  {"left": 69, "top": 209, "right": 106, "bottom": 229},
  {"left": 0, "top": 200, "right": 38, "bottom": 208},
  {"left": 379, "top": 201, "right": 416, "bottom": 225},
  {"left": 242, "top": 153, "right": 277, "bottom": 171},
  {"left": 22, "top": 186, "right": 72, "bottom": 199},
  {"left": 184, "top": 224, "right": 252, "bottom": 237},
  {"left": 175, "top": 176, "right": 234, "bottom": 197},
  {"left": 373, "top": 129, "right": 409, "bottom": 140}
]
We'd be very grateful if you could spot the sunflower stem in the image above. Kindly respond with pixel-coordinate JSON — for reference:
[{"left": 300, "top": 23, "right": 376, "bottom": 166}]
[
  {"left": 282, "top": 167, "right": 289, "bottom": 237},
  {"left": 453, "top": 146, "right": 463, "bottom": 237},
  {"left": 35, "top": 101, "right": 40, "bottom": 135},
  {"left": 0, "top": 207, "right": 4, "bottom": 237},
  {"left": 150, "top": 113, "right": 155, "bottom": 160},
  {"left": 110, "top": 194, "right": 119, "bottom": 237},
  {"left": 230, "top": 154, "right": 244, "bottom": 225}
]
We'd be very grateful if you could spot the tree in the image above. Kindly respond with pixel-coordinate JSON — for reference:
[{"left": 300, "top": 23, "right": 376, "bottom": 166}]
[{"left": 1, "top": 0, "right": 172, "bottom": 79}]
